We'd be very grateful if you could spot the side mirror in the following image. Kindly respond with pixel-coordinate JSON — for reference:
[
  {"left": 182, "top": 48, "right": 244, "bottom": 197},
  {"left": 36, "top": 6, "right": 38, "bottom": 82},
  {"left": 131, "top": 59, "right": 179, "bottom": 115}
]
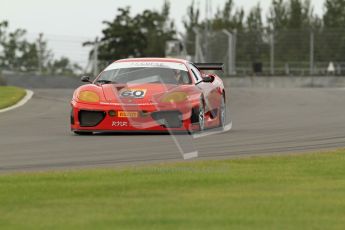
[
  {"left": 81, "top": 76, "right": 91, "bottom": 83},
  {"left": 202, "top": 75, "right": 215, "bottom": 83}
]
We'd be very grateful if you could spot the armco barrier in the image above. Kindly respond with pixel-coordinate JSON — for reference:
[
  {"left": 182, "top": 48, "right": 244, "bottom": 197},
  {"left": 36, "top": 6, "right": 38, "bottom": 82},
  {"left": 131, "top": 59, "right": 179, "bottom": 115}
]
[
  {"left": 0, "top": 72, "right": 6, "bottom": 86},
  {"left": 2, "top": 72, "right": 82, "bottom": 89},
  {"left": 224, "top": 76, "right": 345, "bottom": 88},
  {"left": 3, "top": 72, "right": 345, "bottom": 89}
]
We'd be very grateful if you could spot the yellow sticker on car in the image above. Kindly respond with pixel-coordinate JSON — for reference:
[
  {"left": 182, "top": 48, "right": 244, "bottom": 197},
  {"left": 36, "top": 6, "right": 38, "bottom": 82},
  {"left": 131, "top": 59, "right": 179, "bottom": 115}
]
[{"left": 118, "top": 111, "right": 138, "bottom": 118}]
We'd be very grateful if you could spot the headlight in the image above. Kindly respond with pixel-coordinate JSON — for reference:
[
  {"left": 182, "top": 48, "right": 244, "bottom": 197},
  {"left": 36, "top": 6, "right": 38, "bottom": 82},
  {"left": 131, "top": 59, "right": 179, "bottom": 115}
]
[
  {"left": 161, "top": 92, "right": 188, "bottom": 103},
  {"left": 78, "top": 91, "right": 100, "bottom": 103}
]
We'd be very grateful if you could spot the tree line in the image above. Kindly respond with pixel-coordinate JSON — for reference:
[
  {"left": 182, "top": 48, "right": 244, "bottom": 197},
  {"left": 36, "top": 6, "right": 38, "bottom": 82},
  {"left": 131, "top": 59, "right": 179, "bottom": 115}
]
[
  {"left": 94, "top": 0, "right": 345, "bottom": 74},
  {"left": 0, "top": 22, "right": 81, "bottom": 76},
  {"left": 2, "top": 0, "right": 345, "bottom": 75}
]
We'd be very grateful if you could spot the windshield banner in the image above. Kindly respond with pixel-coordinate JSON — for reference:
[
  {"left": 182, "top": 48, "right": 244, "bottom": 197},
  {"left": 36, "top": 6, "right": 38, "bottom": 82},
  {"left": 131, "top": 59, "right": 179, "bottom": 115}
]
[{"left": 104, "top": 61, "right": 188, "bottom": 72}]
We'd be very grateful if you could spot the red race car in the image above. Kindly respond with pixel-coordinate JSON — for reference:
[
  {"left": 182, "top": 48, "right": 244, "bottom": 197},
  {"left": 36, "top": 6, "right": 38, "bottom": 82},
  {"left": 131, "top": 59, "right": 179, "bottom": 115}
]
[{"left": 70, "top": 58, "right": 227, "bottom": 135}]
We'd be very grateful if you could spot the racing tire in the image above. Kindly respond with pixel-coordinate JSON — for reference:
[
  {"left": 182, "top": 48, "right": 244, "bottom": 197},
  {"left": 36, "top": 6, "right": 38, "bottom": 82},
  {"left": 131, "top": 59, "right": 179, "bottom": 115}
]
[
  {"left": 188, "top": 96, "right": 205, "bottom": 134},
  {"left": 198, "top": 97, "right": 205, "bottom": 131},
  {"left": 219, "top": 94, "right": 226, "bottom": 128}
]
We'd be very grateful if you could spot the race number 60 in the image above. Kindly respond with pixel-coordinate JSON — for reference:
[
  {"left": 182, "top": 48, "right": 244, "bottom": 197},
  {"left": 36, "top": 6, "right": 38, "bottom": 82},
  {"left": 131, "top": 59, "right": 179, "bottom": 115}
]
[{"left": 120, "top": 89, "right": 146, "bottom": 98}]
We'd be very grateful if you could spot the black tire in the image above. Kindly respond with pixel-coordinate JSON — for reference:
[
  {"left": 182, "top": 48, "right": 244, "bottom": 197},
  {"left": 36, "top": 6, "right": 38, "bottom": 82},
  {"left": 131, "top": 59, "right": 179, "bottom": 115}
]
[
  {"left": 219, "top": 94, "right": 226, "bottom": 128},
  {"left": 198, "top": 97, "right": 205, "bottom": 131},
  {"left": 189, "top": 97, "right": 205, "bottom": 133},
  {"left": 74, "top": 131, "right": 93, "bottom": 135}
]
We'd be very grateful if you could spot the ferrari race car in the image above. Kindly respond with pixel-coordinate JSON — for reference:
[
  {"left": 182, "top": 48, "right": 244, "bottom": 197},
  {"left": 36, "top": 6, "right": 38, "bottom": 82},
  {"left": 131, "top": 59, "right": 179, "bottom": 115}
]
[{"left": 70, "top": 58, "right": 227, "bottom": 135}]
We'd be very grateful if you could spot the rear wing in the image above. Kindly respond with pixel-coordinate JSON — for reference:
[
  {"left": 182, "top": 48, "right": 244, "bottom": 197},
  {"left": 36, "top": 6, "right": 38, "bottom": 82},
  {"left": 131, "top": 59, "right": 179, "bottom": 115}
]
[{"left": 194, "top": 63, "right": 224, "bottom": 71}]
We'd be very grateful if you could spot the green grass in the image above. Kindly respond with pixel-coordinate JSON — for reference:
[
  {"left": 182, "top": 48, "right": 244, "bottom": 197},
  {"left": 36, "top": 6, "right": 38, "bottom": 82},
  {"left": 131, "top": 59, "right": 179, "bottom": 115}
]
[
  {"left": 0, "top": 86, "right": 26, "bottom": 109},
  {"left": 1, "top": 150, "right": 345, "bottom": 230}
]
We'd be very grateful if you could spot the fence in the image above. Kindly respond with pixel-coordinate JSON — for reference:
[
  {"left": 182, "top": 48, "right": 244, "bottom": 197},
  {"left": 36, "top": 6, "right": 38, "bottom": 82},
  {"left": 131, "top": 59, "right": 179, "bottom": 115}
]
[
  {"left": 190, "top": 28, "right": 345, "bottom": 76},
  {"left": 3, "top": 30, "right": 345, "bottom": 77}
]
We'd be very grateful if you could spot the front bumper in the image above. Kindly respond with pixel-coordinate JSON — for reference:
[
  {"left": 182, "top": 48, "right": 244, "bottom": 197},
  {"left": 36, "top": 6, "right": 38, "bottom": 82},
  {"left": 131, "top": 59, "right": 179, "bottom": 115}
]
[{"left": 71, "top": 100, "right": 197, "bottom": 132}]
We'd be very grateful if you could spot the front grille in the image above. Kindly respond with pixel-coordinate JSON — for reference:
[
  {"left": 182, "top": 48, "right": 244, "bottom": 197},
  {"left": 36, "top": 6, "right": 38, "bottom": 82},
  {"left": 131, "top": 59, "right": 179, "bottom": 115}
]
[
  {"left": 78, "top": 110, "right": 106, "bottom": 127},
  {"left": 151, "top": 111, "right": 183, "bottom": 128}
]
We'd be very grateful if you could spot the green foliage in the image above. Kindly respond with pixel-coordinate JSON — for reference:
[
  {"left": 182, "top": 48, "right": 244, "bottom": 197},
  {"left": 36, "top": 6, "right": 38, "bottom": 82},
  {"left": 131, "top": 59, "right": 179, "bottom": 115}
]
[
  {"left": 48, "top": 57, "right": 82, "bottom": 76},
  {"left": 234, "top": 0, "right": 322, "bottom": 68},
  {"left": 182, "top": 0, "right": 345, "bottom": 73},
  {"left": 240, "top": 4, "right": 268, "bottom": 63},
  {"left": 323, "top": 0, "right": 345, "bottom": 28},
  {"left": 97, "top": 1, "right": 176, "bottom": 62},
  {"left": 267, "top": 0, "right": 317, "bottom": 30},
  {"left": 0, "top": 21, "right": 80, "bottom": 76},
  {"left": 99, "top": 7, "right": 146, "bottom": 61},
  {"left": 0, "top": 22, "right": 36, "bottom": 71},
  {"left": 211, "top": 0, "right": 244, "bottom": 31},
  {"left": 3, "top": 0, "right": 345, "bottom": 76},
  {"left": 320, "top": 0, "right": 345, "bottom": 63},
  {"left": 267, "top": 0, "right": 288, "bottom": 30},
  {"left": 183, "top": 0, "right": 200, "bottom": 56},
  {"left": 246, "top": 4, "right": 264, "bottom": 31}
]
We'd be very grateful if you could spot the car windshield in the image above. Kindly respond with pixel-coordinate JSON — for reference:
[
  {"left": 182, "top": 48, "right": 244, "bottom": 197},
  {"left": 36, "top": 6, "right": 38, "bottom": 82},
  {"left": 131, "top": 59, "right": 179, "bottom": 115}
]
[{"left": 97, "top": 62, "right": 191, "bottom": 85}]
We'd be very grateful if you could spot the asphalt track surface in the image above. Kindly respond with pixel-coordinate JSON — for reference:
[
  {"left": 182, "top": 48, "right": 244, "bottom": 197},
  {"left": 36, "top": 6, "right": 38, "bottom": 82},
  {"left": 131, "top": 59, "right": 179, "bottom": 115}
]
[{"left": 1, "top": 88, "right": 345, "bottom": 172}]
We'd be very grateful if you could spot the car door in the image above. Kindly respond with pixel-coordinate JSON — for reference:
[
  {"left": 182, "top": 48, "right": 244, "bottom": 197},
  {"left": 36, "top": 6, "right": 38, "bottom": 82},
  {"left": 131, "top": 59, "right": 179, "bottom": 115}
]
[{"left": 189, "top": 64, "right": 218, "bottom": 114}]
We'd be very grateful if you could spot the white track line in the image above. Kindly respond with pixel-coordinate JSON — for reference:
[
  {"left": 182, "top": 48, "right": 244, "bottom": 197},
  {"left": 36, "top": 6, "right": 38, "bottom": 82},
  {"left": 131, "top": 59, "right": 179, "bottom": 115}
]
[
  {"left": 0, "top": 89, "right": 34, "bottom": 113},
  {"left": 183, "top": 151, "right": 198, "bottom": 160},
  {"left": 192, "top": 121, "right": 232, "bottom": 139}
]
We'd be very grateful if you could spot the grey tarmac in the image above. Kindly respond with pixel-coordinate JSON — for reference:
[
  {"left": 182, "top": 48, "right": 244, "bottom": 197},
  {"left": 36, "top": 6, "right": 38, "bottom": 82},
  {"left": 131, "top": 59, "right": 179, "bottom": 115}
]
[{"left": 0, "top": 88, "right": 344, "bottom": 172}]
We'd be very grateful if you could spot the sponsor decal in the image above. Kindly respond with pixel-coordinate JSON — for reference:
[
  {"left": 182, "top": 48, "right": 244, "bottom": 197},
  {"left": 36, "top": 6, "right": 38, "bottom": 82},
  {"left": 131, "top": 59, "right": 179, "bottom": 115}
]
[
  {"left": 104, "top": 61, "right": 188, "bottom": 71},
  {"left": 120, "top": 88, "right": 147, "bottom": 99},
  {"left": 112, "top": 121, "right": 128, "bottom": 127},
  {"left": 118, "top": 111, "right": 138, "bottom": 118}
]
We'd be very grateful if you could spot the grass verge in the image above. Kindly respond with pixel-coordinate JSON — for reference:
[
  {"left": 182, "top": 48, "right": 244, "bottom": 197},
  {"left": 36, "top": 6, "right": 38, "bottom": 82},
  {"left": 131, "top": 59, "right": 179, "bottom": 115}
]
[
  {"left": 0, "top": 149, "right": 345, "bottom": 230},
  {"left": 0, "top": 86, "right": 26, "bottom": 110}
]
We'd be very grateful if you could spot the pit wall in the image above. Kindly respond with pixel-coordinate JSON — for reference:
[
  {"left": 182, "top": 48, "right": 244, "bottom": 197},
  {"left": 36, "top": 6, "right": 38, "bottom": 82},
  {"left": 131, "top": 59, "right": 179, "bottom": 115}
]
[
  {"left": 224, "top": 76, "right": 345, "bottom": 88},
  {"left": 2, "top": 72, "right": 81, "bottom": 89},
  {"left": 2, "top": 72, "right": 345, "bottom": 89}
]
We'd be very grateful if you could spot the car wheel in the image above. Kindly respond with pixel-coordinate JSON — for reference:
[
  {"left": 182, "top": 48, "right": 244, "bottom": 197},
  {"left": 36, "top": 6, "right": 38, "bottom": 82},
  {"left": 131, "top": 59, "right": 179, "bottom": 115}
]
[
  {"left": 74, "top": 131, "right": 93, "bottom": 135},
  {"left": 198, "top": 97, "right": 205, "bottom": 131},
  {"left": 219, "top": 95, "right": 226, "bottom": 128}
]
